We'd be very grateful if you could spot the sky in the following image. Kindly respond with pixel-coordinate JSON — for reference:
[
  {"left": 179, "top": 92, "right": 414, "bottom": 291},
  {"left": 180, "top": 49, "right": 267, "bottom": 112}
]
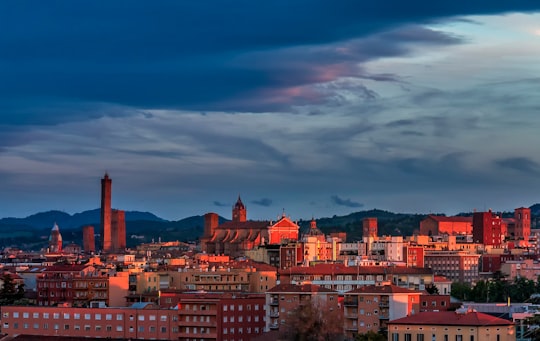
[{"left": 1, "top": 1, "right": 540, "bottom": 221}]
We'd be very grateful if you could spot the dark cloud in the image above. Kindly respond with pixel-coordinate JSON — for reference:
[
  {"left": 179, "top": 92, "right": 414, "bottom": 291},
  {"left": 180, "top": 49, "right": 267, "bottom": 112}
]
[
  {"left": 2, "top": 1, "right": 538, "bottom": 123},
  {"left": 251, "top": 198, "right": 273, "bottom": 207},
  {"left": 331, "top": 195, "right": 364, "bottom": 208},
  {"left": 213, "top": 201, "right": 229, "bottom": 207},
  {"left": 495, "top": 157, "right": 540, "bottom": 174}
]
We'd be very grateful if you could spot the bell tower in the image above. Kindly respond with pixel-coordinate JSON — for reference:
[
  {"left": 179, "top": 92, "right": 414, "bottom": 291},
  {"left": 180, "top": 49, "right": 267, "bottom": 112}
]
[{"left": 232, "top": 195, "right": 247, "bottom": 222}]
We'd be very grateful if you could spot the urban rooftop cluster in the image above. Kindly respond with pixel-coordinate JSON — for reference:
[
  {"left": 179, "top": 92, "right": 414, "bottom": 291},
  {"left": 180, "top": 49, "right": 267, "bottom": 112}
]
[{"left": 1, "top": 174, "right": 539, "bottom": 341}]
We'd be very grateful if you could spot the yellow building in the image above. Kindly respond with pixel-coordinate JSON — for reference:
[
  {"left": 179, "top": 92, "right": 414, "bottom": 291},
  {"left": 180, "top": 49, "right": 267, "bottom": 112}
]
[{"left": 388, "top": 309, "right": 515, "bottom": 341}]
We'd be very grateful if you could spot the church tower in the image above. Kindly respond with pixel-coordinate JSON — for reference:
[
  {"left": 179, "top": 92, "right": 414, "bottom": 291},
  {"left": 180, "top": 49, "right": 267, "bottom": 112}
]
[
  {"left": 232, "top": 196, "right": 247, "bottom": 222},
  {"left": 48, "top": 223, "right": 63, "bottom": 253}
]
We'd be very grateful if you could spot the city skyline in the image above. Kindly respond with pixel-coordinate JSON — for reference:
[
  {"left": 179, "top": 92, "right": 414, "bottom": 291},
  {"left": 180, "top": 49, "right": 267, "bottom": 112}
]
[{"left": 1, "top": 2, "right": 540, "bottom": 221}]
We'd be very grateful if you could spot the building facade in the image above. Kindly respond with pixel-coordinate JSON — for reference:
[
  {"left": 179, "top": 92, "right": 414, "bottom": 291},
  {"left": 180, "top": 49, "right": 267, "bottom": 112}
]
[{"left": 388, "top": 309, "right": 516, "bottom": 341}]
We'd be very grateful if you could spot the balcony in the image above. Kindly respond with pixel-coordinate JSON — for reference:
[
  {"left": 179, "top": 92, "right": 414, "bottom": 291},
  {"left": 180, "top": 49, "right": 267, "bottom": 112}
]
[
  {"left": 379, "top": 314, "right": 389, "bottom": 320},
  {"left": 345, "top": 325, "right": 358, "bottom": 331},
  {"left": 343, "top": 298, "right": 358, "bottom": 306},
  {"left": 269, "top": 323, "right": 279, "bottom": 330},
  {"left": 270, "top": 311, "right": 279, "bottom": 318},
  {"left": 379, "top": 301, "right": 389, "bottom": 308},
  {"left": 269, "top": 299, "right": 279, "bottom": 306}
]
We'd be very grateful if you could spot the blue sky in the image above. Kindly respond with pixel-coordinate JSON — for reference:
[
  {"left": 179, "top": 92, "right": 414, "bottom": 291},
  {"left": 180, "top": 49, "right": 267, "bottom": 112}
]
[{"left": 1, "top": 1, "right": 540, "bottom": 221}]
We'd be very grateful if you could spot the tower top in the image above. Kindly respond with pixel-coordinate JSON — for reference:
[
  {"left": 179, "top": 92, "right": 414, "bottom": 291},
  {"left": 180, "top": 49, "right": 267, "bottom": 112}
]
[{"left": 234, "top": 195, "right": 245, "bottom": 209}]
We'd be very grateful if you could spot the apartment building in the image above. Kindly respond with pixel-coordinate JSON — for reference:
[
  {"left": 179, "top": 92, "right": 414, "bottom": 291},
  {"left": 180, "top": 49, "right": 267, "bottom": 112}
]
[
  {"left": 265, "top": 283, "right": 339, "bottom": 333},
  {"left": 343, "top": 285, "right": 421, "bottom": 338},
  {"left": 424, "top": 251, "right": 480, "bottom": 283},
  {"left": 279, "top": 263, "right": 434, "bottom": 293},
  {"left": 170, "top": 291, "right": 266, "bottom": 341},
  {"left": 1, "top": 304, "right": 179, "bottom": 339}
]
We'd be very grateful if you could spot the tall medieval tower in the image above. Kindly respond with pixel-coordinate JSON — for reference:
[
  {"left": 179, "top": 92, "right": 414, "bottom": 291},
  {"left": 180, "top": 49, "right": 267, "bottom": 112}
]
[{"left": 100, "top": 173, "right": 112, "bottom": 252}]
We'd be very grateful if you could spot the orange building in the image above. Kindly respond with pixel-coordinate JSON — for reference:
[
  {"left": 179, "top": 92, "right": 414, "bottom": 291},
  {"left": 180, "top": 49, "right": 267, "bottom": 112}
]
[
  {"left": 420, "top": 215, "right": 472, "bottom": 236},
  {"left": 201, "top": 196, "right": 299, "bottom": 257}
]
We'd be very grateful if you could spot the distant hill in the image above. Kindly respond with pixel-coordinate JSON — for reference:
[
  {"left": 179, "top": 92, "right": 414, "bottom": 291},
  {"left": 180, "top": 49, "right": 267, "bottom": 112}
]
[
  {"left": 0, "top": 209, "right": 165, "bottom": 230},
  {"left": 1, "top": 204, "right": 539, "bottom": 250}
]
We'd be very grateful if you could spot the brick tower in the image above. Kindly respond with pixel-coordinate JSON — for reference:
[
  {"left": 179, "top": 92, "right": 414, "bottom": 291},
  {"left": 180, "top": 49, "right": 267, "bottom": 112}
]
[
  {"left": 111, "top": 209, "right": 126, "bottom": 252},
  {"left": 100, "top": 173, "right": 112, "bottom": 252},
  {"left": 514, "top": 207, "right": 531, "bottom": 242},
  {"left": 82, "top": 225, "right": 95, "bottom": 253}
]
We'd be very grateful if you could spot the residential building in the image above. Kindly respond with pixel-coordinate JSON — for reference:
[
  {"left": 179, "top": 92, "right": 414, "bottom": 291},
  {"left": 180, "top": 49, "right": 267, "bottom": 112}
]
[
  {"left": 265, "top": 283, "right": 339, "bottom": 333},
  {"left": 473, "top": 210, "right": 503, "bottom": 247},
  {"left": 388, "top": 309, "right": 516, "bottom": 341},
  {"left": 1, "top": 304, "right": 179, "bottom": 339},
  {"left": 343, "top": 284, "right": 421, "bottom": 338},
  {"left": 424, "top": 250, "right": 480, "bottom": 283},
  {"left": 279, "top": 263, "right": 434, "bottom": 293}
]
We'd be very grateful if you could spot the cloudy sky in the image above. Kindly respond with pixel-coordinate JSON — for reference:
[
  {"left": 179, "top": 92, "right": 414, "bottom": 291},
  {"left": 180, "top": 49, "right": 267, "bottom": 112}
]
[{"left": 1, "top": 1, "right": 540, "bottom": 221}]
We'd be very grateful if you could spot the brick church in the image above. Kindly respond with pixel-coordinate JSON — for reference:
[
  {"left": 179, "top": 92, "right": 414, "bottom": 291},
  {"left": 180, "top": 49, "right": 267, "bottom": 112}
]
[{"left": 201, "top": 196, "right": 299, "bottom": 257}]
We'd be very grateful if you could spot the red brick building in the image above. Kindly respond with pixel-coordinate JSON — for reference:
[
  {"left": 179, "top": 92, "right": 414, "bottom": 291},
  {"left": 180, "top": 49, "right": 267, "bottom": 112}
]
[
  {"left": 473, "top": 210, "right": 503, "bottom": 246},
  {"left": 265, "top": 283, "right": 339, "bottom": 333},
  {"left": 343, "top": 285, "right": 421, "bottom": 338},
  {"left": 36, "top": 265, "right": 110, "bottom": 307},
  {"left": 159, "top": 290, "right": 266, "bottom": 341}
]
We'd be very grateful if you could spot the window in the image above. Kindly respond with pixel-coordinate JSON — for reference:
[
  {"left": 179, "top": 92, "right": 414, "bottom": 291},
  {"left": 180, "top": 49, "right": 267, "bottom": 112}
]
[
  {"left": 392, "top": 333, "right": 399, "bottom": 341},
  {"left": 417, "top": 335, "right": 424, "bottom": 341},
  {"left": 74, "top": 313, "right": 80, "bottom": 320},
  {"left": 116, "top": 314, "right": 123, "bottom": 320},
  {"left": 53, "top": 313, "right": 59, "bottom": 319},
  {"left": 64, "top": 313, "right": 70, "bottom": 319},
  {"left": 33, "top": 313, "right": 39, "bottom": 318},
  {"left": 138, "top": 315, "right": 145, "bottom": 321},
  {"left": 13, "top": 312, "right": 19, "bottom": 318},
  {"left": 116, "top": 325, "right": 123, "bottom": 331},
  {"left": 23, "top": 312, "right": 29, "bottom": 318},
  {"left": 456, "top": 336, "right": 462, "bottom": 341},
  {"left": 138, "top": 326, "right": 144, "bottom": 332},
  {"left": 149, "top": 315, "right": 156, "bottom": 321},
  {"left": 85, "top": 314, "right": 91, "bottom": 320},
  {"left": 161, "top": 315, "right": 167, "bottom": 321},
  {"left": 64, "top": 324, "right": 69, "bottom": 330},
  {"left": 74, "top": 324, "right": 80, "bottom": 331},
  {"left": 106, "top": 314, "right": 112, "bottom": 320},
  {"left": 405, "top": 334, "right": 412, "bottom": 341},
  {"left": 95, "top": 314, "right": 101, "bottom": 320}
]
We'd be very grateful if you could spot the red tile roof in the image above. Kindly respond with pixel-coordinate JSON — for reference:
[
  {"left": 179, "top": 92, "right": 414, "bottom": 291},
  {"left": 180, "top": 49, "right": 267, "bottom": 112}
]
[
  {"left": 389, "top": 311, "right": 513, "bottom": 326},
  {"left": 267, "top": 283, "right": 337, "bottom": 294},
  {"left": 279, "top": 263, "right": 432, "bottom": 276}
]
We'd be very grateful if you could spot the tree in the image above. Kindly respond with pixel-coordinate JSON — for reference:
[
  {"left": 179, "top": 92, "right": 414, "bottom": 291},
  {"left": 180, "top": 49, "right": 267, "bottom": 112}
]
[
  {"left": 451, "top": 282, "right": 471, "bottom": 301},
  {"left": 0, "top": 273, "right": 24, "bottom": 305},
  {"left": 354, "top": 330, "right": 387, "bottom": 341},
  {"left": 425, "top": 284, "right": 439, "bottom": 295},
  {"left": 280, "top": 301, "right": 344, "bottom": 341}
]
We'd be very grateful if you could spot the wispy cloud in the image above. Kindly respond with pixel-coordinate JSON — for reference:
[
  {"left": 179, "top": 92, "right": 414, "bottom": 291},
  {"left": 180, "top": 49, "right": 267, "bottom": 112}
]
[
  {"left": 251, "top": 198, "right": 273, "bottom": 207},
  {"left": 331, "top": 195, "right": 364, "bottom": 208}
]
